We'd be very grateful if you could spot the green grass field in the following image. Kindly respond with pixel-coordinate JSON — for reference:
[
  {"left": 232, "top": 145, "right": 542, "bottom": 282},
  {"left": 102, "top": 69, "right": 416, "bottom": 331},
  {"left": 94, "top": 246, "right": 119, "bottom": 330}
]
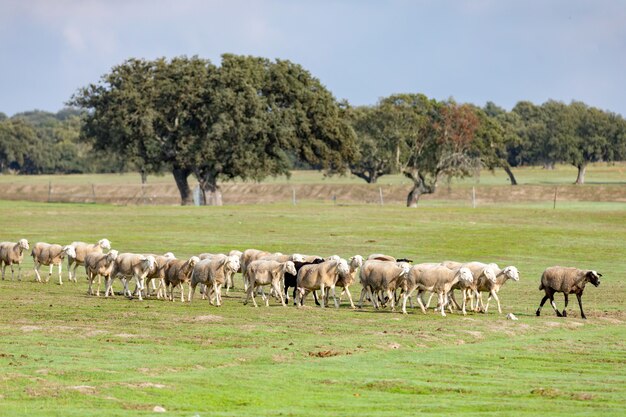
[{"left": 0, "top": 200, "right": 624, "bottom": 416}]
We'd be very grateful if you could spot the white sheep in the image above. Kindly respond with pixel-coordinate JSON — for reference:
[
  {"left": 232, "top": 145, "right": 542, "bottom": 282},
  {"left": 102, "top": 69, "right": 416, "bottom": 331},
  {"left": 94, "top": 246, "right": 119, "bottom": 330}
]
[
  {"left": 536, "top": 266, "right": 600, "bottom": 319},
  {"left": 67, "top": 238, "right": 111, "bottom": 282},
  {"left": 474, "top": 264, "right": 520, "bottom": 314},
  {"left": 402, "top": 264, "right": 473, "bottom": 316},
  {"left": 84, "top": 250, "right": 119, "bottom": 296},
  {"left": 296, "top": 259, "right": 350, "bottom": 308},
  {"left": 31, "top": 242, "right": 76, "bottom": 285},
  {"left": 243, "top": 260, "right": 297, "bottom": 307},
  {"left": 105, "top": 253, "right": 156, "bottom": 300},
  {"left": 189, "top": 254, "right": 240, "bottom": 306},
  {"left": 358, "top": 260, "right": 410, "bottom": 311},
  {"left": 0, "top": 239, "right": 30, "bottom": 281},
  {"left": 447, "top": 261, "right": 497, "bottom": 315}
]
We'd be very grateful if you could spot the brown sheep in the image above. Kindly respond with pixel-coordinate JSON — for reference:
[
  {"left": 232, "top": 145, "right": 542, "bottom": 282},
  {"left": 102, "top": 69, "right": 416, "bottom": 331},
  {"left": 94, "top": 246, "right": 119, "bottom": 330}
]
[
  {"left": 0, "top": 239, "right": 30, "bottom": 281},
  {"left": 84, "top": 250, "right": 119, "bottom": 296},
  {"left": 163, "top": 256, "right": 200, "bottom": 302},
  {"left": 536, "top": 266, "right": 601, "bottom": 319}
]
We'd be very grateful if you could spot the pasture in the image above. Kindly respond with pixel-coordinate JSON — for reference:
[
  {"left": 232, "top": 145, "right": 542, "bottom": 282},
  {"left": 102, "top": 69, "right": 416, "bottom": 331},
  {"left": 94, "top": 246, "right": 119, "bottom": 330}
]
[{"left": 0, "top": 199, "right": 625, "bottom": 416}]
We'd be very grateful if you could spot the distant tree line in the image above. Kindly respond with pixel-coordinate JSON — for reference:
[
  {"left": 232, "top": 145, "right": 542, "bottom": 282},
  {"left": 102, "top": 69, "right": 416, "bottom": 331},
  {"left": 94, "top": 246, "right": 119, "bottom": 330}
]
[{"left": 1, "top": 54, "right": 625, "bottom": 206}]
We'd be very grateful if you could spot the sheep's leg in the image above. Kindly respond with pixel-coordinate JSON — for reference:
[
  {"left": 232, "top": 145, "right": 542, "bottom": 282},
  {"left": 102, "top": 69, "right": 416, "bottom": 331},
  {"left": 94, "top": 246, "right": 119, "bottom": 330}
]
[
  {"left": 438, "top": 292, "right": 447, "bottom": 317},
  {"left": 10, "top": 264, "right": 15, "bottom": 281},
  {"left": 214, "top": 283, "right": 221, "bottom": 306},
  {"left": 416, "top": 290, "right": 428, "bottom": 314},
  {"left": 548, "top": 292, "right": 562, "bottom": 317},
  {"left": 562, "top": 293, "right": 569, "bottom": 317},
  {"left": 33, "top": 262, "right": 43, "bottom": 283},
  {"left": 331, "top": 286, "right": 339, "bottom": 309},
  {"left": 272, "top": 281, "right": 285, "bottom": 306},
  {"left": 401, "top": 286, "right": 416, "bottom": 314},
  {"left": 319, "top": 285, "right": 326, "bottom": 308},
  {"left": 188, "top": 282, "right": 197, "bottom": 302},
  {"left": 1, "top": 263, "right": 5, "bottom": 280},
  {"left": 344, "top": 286, "right": 355, "bottom": 309},
  {"left": 576, "top": 293, "right": 586, "bottom": 319},
  {"left": 486, "top": 289, "right": 502, "bottom": 314},
  {"left": 87, "top": 272, "right": 93, "bottom": 295},
  {"left": 96, "top": 275, "right": 102, "bottom": 297},
  {"left": 449, "top": 290, "right": 462, "bottom": 312}
]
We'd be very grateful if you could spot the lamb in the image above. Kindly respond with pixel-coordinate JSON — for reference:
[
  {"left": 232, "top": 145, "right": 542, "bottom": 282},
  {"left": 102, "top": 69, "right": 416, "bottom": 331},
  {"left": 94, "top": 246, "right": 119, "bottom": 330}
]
[
  {"left": 473, "top": 264, "right": 520, "bottom": 314},
  {"left": 283, "top": 258, "right": 325, "bottom": 304},
  {"left": 0, "top": 239, "right": 30, "bottom": 281},
  {"left": 296, "top": 259, "right": 350, "bottom": 308},
  {"left": 243, "top": 260, "right": 297, "bottom": 307},
  {"left": 163, "top": 256, "right": 200, "bottom": 302},
  {"left": 84, "top": 250, "right": 119, "bottom": 296},
  {"left": 401, "top": 264, "right": 473, "bottom": 316},
  {"left": 189, "top": 254, "right": 240, "bottom": 306},
  {"left": 31, "top": 242, "right": 77, "bottom": 285},
  {"left": 536, "top": 266, "right": 601, "bottom": 319},
  {"left": 105, "top": 253, "right": 156, "bottom": 300},
  {"left": 358, "top": 260, "right": 411, "bottom": 311},
  {"left": 67, "top": 239, "right": 111, "bottom": 282}
]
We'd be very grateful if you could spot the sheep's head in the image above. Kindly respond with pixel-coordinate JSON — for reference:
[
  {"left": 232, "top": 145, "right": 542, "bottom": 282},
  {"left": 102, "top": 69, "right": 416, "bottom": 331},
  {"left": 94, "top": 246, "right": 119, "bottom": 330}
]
[
  {"left": 225, "top": 255, "right": 240, "bottom": 273},
  {"left": 99, "top": 239, "right": 111, "bottom": 250},
  {"left": 586, "top": 270, "right": 601, "bottom": 287},
  {"left": 144, "top": 255, "right": 157, "bottom": 270},
  {"left": 229, "top": 250, "right": 243, "bottom": 259},
  {"left": 291, "top": 253, "right": 305, "bottom": 263},
  {"left": 188, "top": 256, "right": 200, "bottom": 268},
  {"left": 458, "top": 267, "right": 474, "bottom": 284},
  {"left": 107, "top": 250, "right": 119, "bottom": 261},
  {"left": 62, "top": 245, "right": 77, "bottom": 259},
  {"left": 163, "top": 252, "right": 175, "bottom": 258},
  {"left": 483, "top": 267, "right": 497, "bottom": 283},
  {"left": 503, "top": 266, "right": 519, "bottom": 281},
  {"left": 399, "top": 263, "right": 411, "bottom": 278},
  {"left": 18, "top": 239, "right": 29, "bottom": 250},
  {"left": 349, "top": 255, "right": 364, "bottom": 270},
  {"left": 285, "top": 261, "right": 297, "bottom": 276},
  {"left": 337, "top": 259, "right": 350, "bottom": 275}
]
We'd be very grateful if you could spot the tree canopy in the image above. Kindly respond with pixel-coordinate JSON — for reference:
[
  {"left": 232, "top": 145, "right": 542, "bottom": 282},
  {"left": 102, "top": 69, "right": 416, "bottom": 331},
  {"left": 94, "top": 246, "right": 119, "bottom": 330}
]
[{"left": 70, "top": 55, "right": 357, "bottom": 205}]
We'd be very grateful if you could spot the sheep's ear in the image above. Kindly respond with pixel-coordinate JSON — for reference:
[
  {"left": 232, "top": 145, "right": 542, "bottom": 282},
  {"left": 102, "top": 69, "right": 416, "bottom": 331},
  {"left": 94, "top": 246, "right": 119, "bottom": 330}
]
[{"left": 597, "top": 272, "right": 603, "bottom": 277}]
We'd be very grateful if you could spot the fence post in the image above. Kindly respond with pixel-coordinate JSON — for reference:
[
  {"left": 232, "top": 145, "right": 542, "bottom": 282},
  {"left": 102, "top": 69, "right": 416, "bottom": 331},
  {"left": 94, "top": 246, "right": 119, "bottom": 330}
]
[
  {"left": 48, "top": 181, "right": 52, "bottom": 203},
  {"left": 91, "top": 184, "right": 97, "bottom": 203},
  {"left": 292, "top": 188, "right": 297, "bottom": 206},
  {"left": 472, "top": 186, "right": 476, "bottom": 208},
  {"left": 553, "top": 187, "right": 558, "bottom": 209},
  {"left": 379, "top": 187, "right": 384, "bottom": 205}
]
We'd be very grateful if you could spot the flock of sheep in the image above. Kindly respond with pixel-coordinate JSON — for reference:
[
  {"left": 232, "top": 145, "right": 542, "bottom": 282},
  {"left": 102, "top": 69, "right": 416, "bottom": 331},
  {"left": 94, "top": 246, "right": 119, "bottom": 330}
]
[{"left": 0, "top": 238, "right": 602, "bottom": 318}]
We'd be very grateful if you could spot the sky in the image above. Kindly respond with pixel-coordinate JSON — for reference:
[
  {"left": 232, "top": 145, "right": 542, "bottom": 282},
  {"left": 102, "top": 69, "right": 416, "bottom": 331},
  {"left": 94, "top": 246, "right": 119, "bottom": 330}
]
[{"left": 1, "top": 0, "right": 625, "bottom": 117}]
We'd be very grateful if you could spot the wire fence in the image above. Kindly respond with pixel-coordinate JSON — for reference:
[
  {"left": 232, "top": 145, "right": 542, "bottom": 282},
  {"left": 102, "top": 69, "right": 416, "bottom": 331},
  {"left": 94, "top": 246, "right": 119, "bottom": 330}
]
[{"left": 0, "top": 182, "right": 624, "bottom": 206}]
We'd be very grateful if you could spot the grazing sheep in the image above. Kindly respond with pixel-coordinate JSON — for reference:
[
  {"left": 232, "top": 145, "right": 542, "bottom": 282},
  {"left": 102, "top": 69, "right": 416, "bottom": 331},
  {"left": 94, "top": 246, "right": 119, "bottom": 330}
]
[
  {"left": 536, "top": 266, "right": 601, "bottom": 319},
  {"left": 189, "top": 254, "right": 240, "bottom": 306},
  {"left": 401, "top": 264, "right": 473, "bottom": 316},
  {"left": 358, "top": 260, "right": 410, "bottom": 311},
  {"left": 67, "top": 239, "right": 111, "bottom": 282},
  {"left": 31, "top": 242, "right": 76, "bottom": 285},
  {"left": 105, "top": 253, "right": 156, "bottom": 300},
  {"left": 164, "top": 256, "right": 200, "bottom": 302},
  {"left": 243, "top": 260, "right": 297, "bottom": 307},
  {"left": 84, "top": 250, "right": 119, "bottom": 296},
  {"left": 283, "top": 258, "right": 325, "bottom": 304},
  {"left": 0, "top": 239, "right": 30, "bottom": 281},
  {"left": 473, "top": 264, "right": 520, "bottom": 314},
  {"left": 296, "top": 259, "right": 350, "bottom": 308}
]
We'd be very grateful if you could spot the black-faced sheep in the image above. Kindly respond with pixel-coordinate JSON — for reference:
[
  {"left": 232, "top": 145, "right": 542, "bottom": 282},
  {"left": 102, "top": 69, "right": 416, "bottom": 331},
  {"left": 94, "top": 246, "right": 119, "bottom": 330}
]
[{"left": 536, "top": 266, "right": 601, "bottom": 319}]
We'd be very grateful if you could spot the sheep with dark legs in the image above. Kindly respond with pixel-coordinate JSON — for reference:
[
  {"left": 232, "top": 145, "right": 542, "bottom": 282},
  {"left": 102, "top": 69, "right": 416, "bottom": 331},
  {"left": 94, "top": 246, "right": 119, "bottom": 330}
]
[{"left": 536, "top": 266, "right": 601, "bottom": 319}]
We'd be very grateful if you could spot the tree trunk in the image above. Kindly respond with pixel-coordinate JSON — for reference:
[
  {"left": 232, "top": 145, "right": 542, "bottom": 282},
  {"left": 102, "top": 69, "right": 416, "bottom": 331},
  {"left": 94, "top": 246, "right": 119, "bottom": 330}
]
[
  {"left": 404, "top": 169, "right": 436, "bottom": 208},
  {"left": 542, "top": 161, "right": 555, "bottom": 170},
  {"left": 140, "top": 169, "right": 148, "bottom": 185},
  {"left": 575, "top": 163, "right": 587, "bottom": 185},
  {"left": 198, "top": 174, "right": 223, "bottom": 206},
  {"left": 172, "top": 166, "right": 193, "bottom": 206},
  {"left": 503, "top": 165, "right": 518, "bottom": 185}
]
